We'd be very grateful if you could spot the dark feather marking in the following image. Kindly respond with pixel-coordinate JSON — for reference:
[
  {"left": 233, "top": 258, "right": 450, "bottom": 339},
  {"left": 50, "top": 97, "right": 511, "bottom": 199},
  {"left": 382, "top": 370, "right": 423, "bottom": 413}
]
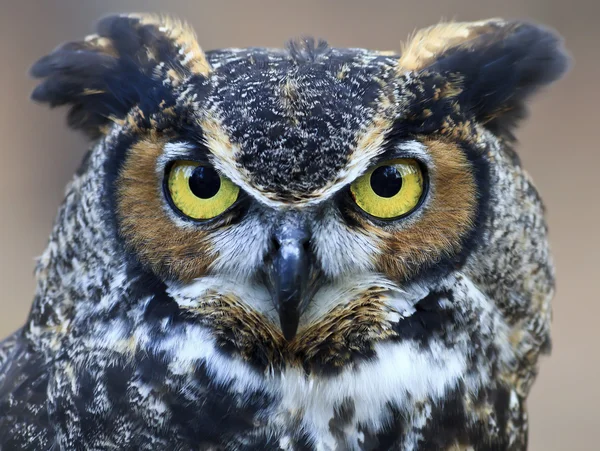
[
  {"left": 431, "top": 22, "right": 570, "bottom": 138},
  {"left": 0, "top": 331, "right": 52, "bottom": 450},
  {"left": 30, "top": 15, "right": 188, "bottom": 138}
]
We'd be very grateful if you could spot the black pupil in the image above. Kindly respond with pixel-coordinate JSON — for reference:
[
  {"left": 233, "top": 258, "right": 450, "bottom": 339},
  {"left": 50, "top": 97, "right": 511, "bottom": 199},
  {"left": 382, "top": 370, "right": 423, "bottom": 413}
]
[
  {"left": 188, "top": 166, "right": 221, "bottom": 199},
  {"left": 370, "top": 165, "right": 403, "bottom": 198}
]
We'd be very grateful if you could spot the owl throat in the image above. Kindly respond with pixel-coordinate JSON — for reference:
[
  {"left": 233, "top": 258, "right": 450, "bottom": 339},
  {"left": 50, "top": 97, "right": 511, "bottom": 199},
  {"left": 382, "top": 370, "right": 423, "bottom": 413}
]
[{"left": 144, "top": 268, "right": 488, "bottom": 379}]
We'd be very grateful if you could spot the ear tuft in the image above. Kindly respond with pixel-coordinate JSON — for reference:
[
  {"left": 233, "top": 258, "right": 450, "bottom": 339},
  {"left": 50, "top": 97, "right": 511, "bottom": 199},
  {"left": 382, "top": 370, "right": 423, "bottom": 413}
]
[
  {"left": 400, "top": 19, "right": 570, "bottom": 138},
  {"left": 399, "top": 19, "right": 506, "bottom": 72},
  {"left": 30, "top": 14, "right": 211, "bottom": 138}
]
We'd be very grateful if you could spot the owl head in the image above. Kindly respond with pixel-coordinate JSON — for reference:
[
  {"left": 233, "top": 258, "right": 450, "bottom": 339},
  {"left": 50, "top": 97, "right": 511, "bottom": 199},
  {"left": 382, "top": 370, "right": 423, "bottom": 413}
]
[{"left": 31, "top": 15, "right": 567, "bottom": 377}]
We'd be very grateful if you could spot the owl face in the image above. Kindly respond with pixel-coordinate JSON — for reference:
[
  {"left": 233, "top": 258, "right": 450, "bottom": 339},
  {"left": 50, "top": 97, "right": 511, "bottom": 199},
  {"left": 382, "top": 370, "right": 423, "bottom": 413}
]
[
  {"left": 115, "top": 48, "right": 479, "bottom": 342},
  {"left": 31, "top": 15, "right": 567, "bottom": 374}
]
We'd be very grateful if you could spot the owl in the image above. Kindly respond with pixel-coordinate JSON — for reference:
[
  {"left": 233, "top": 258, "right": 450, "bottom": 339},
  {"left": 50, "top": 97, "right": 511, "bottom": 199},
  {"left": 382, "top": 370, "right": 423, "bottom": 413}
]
[{"left": 0, "top": 14, "right": 568, "bottom": 450}]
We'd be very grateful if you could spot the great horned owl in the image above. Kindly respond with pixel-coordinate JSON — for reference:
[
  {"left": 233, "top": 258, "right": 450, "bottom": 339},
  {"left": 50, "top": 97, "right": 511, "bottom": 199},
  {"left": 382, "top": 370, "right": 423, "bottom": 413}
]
[{"left": 0, "top": 14, "right": 568, "bottom": 450}]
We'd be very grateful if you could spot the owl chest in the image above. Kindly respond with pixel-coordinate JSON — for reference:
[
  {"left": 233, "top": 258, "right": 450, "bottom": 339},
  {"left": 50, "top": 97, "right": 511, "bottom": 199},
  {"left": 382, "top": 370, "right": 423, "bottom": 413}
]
[{"left": 45, "top": 337, "right": 524, "bottom": 451}]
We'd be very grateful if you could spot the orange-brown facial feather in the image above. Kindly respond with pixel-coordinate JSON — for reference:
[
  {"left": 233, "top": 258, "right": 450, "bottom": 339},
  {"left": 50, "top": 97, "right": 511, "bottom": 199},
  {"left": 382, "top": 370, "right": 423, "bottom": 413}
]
[
  {"left": 350, "top": 138, "right": 478, "bottom": 282},
  {"left": 178, "top": 292, "right": 287, "bottom": 366},
  {"left": 178, "top": 286, "right": 396, "bottom": 373},
  {"left": 289, "top": 287, "right": 396, "bottom": 371},
  {"left": 117, "top": 137, "right": 218, "bottom": 282}
]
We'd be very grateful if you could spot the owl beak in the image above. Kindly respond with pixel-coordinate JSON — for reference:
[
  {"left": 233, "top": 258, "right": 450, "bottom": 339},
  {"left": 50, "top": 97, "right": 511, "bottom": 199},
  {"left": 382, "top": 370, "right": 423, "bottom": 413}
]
[{"left": 269, "top": 219, "right": 310, "bottom": 341}]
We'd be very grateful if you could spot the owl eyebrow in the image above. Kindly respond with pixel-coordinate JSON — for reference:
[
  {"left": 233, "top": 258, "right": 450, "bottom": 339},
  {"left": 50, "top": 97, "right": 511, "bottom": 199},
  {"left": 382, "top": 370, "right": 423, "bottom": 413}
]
[
  {"left": 157, "top": 141, "right": 211, "bottom": 169},
  {"left": 373, "top": 139, "right": 432, "bottom": 166}
]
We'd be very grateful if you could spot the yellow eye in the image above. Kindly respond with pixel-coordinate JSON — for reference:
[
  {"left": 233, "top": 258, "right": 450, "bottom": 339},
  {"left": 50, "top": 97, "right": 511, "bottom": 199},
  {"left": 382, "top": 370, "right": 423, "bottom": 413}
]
[
  {"left": 350, "top": 159, "right": 425, "bottom": 219},
  {"left": 167, "top": 160, "right": 239, "bottom": 220}
]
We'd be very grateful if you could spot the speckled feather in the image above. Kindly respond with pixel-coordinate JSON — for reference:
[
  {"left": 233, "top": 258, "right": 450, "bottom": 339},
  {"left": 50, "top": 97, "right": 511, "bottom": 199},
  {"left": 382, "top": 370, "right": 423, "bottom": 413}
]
[{"left": 0, "top": 14, "right": 568, "bottom": 451}]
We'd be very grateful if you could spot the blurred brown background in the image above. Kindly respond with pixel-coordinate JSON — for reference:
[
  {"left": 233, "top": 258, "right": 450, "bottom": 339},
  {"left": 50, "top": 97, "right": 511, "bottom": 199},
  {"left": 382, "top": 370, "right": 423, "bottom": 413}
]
[{"left": 0, "top": 1, "right": 597, "bottom": 449}]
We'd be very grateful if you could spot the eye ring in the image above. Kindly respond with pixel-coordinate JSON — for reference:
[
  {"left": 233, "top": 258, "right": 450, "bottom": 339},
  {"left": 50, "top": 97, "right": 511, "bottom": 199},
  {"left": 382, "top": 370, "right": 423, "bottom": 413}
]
[
  {"left": 164, "top": 160, "right": 240, "bottom": 221},
  {"left": 349, "top": 159, "right": 428, "bottom": 220}
]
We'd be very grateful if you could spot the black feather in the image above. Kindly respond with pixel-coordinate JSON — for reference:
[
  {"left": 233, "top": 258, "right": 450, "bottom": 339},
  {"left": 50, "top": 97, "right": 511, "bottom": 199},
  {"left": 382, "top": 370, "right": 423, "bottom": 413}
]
[
  {"left": 430, "top": 22, "right": 570, "bottom": 137},
  {"left": 29, "top": 15, "right": 187, "bottom": 138}
]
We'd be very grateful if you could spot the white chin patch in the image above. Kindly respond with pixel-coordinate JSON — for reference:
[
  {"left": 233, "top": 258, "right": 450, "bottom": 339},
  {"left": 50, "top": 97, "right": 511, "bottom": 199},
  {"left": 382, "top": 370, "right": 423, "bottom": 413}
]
[
  {"left": 302, "top": 273, "right": 430, "bottom": 327},
  {"left": 167, "top": 275, "right": 279, "bottom": 325},
  {"left": 168, "top": 272, "right": 430, "bottom": 333}
]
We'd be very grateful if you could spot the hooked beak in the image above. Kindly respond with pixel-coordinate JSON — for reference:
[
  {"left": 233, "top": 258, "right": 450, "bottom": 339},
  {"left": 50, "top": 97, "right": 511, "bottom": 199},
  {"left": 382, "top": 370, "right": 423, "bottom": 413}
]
[{"left": 267, "top": 217, "right": 310, "bottom": 341}]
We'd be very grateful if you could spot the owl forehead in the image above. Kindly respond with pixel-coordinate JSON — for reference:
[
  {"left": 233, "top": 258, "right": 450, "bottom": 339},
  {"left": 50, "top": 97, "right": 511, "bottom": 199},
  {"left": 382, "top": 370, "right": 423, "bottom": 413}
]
[{"left": 198, "top": 47, "right": 400, "bottom": 198}]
